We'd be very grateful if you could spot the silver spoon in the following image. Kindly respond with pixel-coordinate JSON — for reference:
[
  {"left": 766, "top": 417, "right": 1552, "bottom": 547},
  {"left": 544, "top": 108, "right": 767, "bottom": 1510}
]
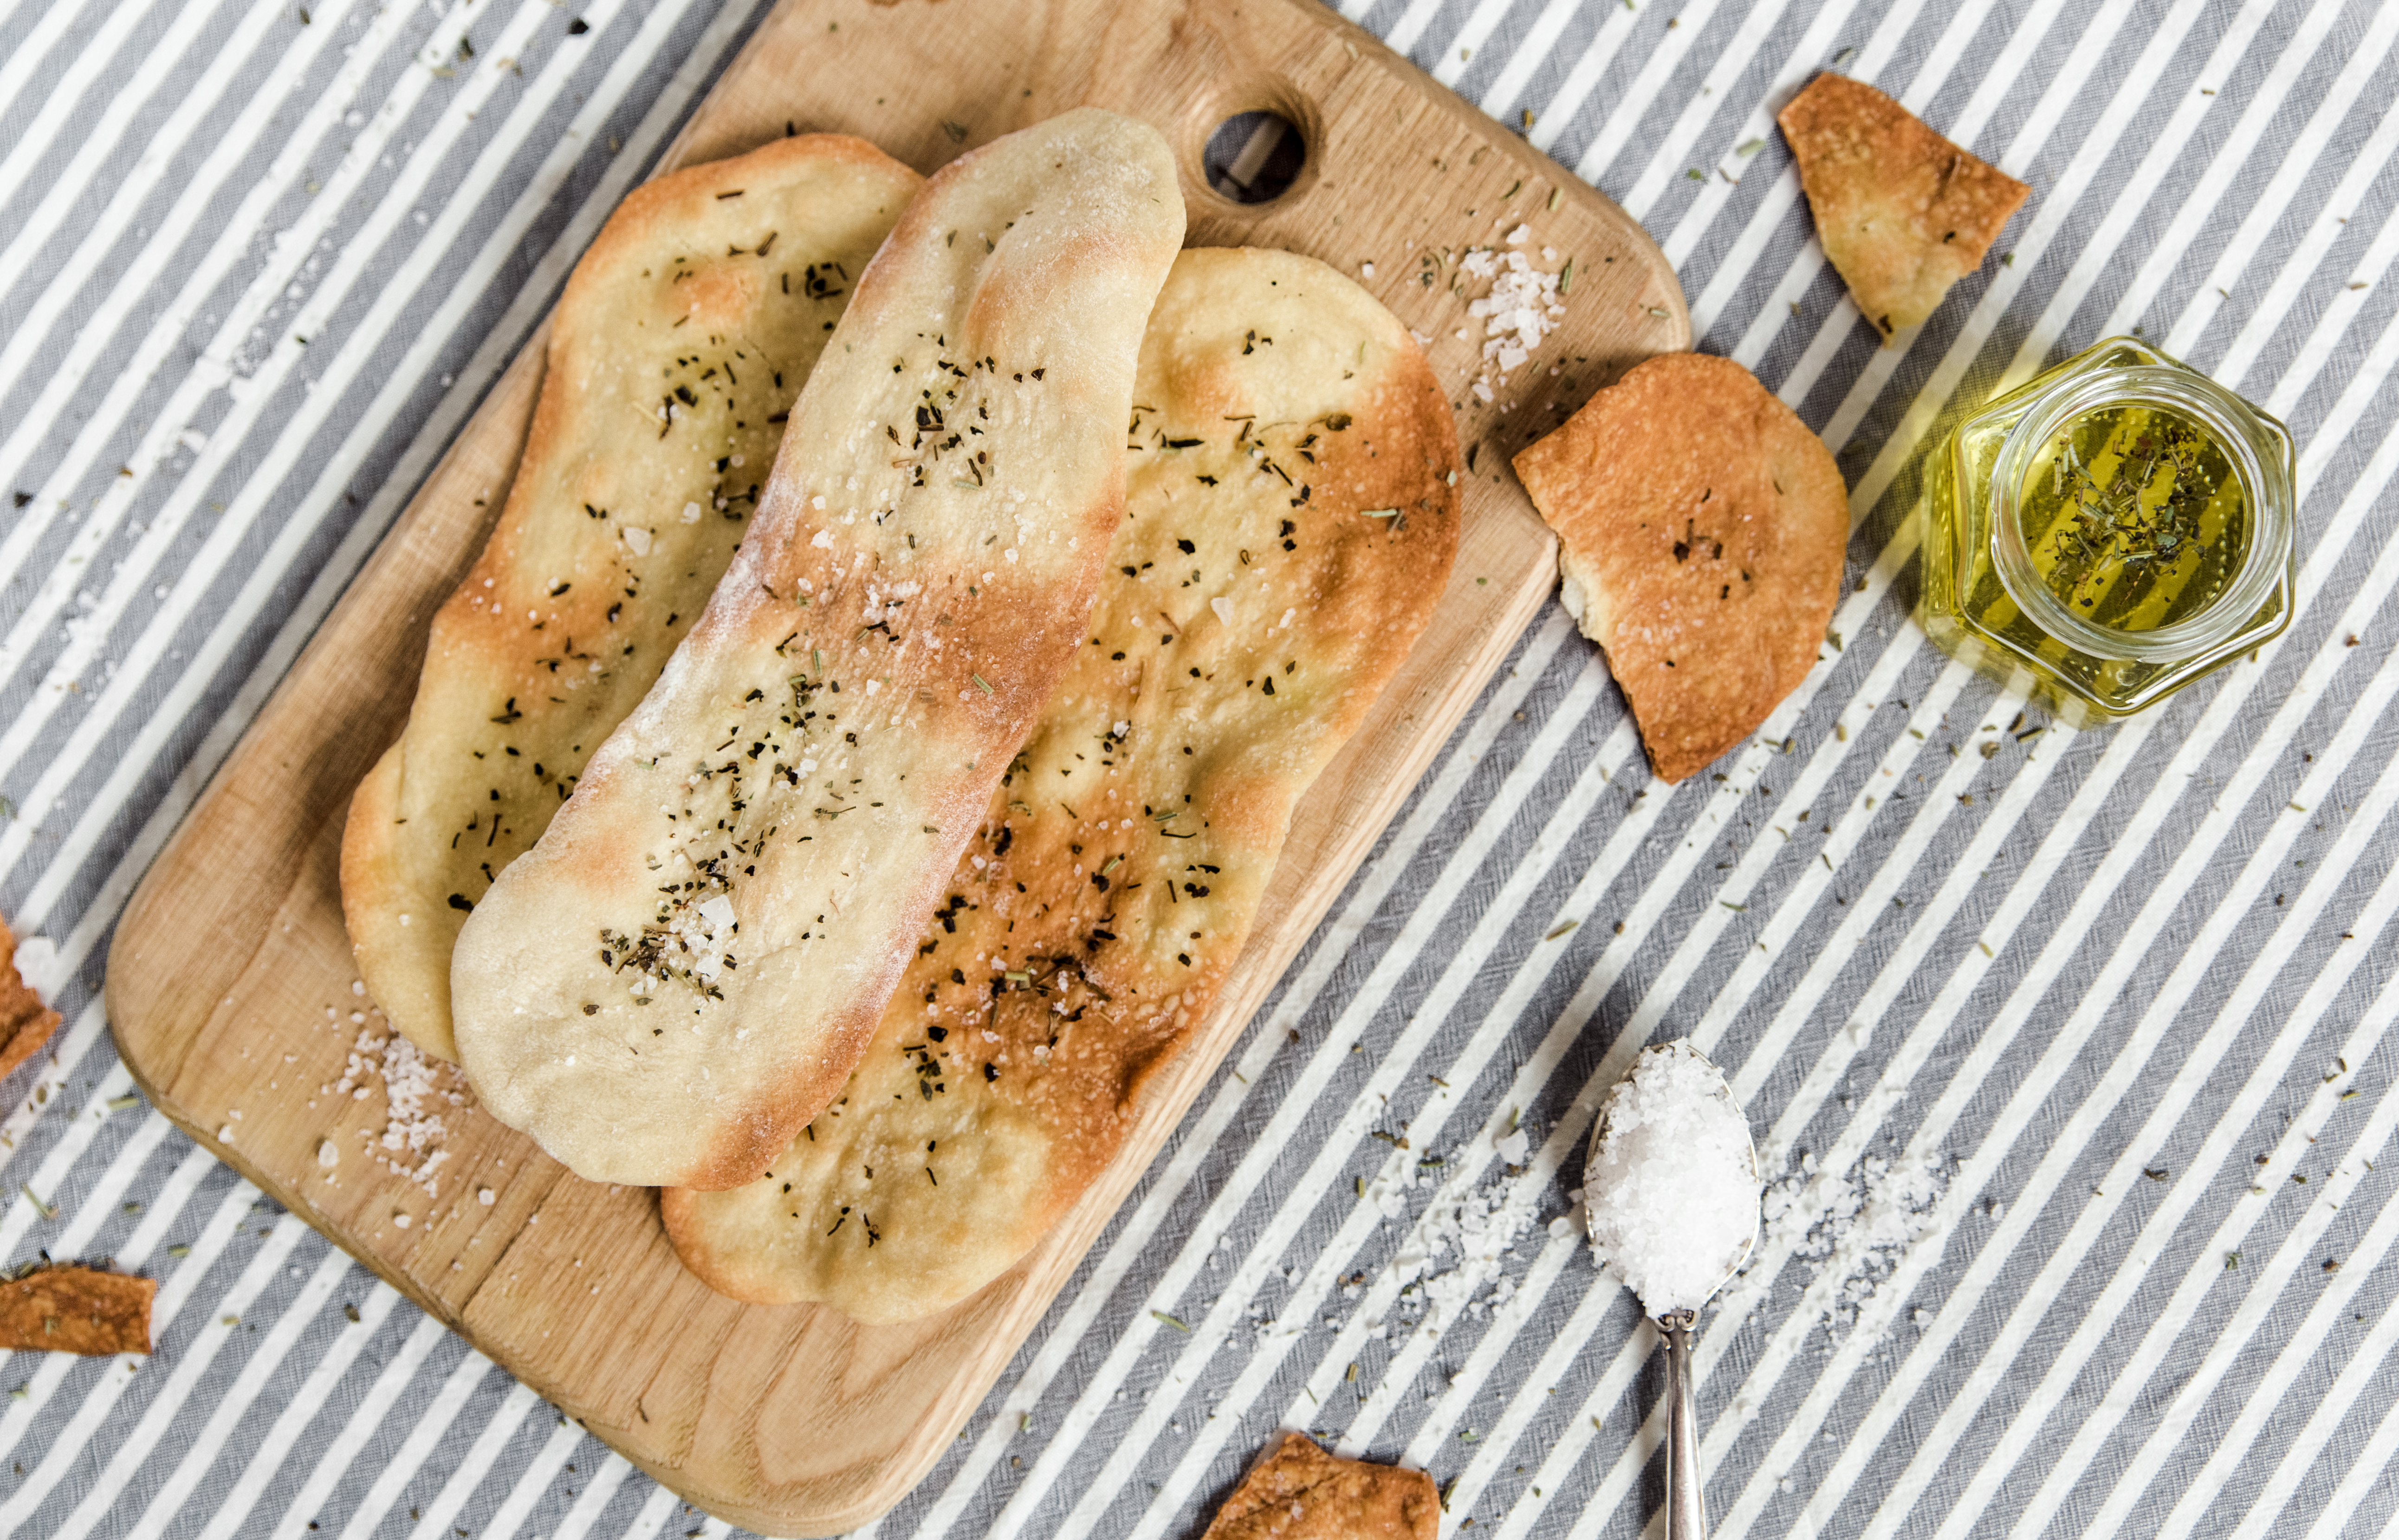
[{"left": 1585, "top": 1042, "right": 1761, "bottom": 1540}]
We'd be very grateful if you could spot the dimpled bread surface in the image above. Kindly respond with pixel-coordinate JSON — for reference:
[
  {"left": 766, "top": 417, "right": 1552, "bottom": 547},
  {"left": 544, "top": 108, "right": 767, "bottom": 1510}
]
[
  {"left": 342, "top": 134, "right": 922, "bottom": 1061},
  {"left": 661, "top": 246, "right": 1458, "bottom": 1320},
  {"left": 451, "top": 110, "right": 1186, "bottom": 1191}
]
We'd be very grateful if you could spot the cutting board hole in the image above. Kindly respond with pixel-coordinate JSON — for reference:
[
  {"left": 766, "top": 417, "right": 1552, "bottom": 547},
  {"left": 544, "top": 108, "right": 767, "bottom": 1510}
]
[{"left": 1204, "top": 110, "right": 1307, "bottom": 204}]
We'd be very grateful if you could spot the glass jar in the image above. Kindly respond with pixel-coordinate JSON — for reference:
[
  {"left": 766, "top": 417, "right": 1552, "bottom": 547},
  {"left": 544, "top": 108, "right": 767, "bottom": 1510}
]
[{"left": 1920, "top": 336, "right": 2297, "bottom": 727}]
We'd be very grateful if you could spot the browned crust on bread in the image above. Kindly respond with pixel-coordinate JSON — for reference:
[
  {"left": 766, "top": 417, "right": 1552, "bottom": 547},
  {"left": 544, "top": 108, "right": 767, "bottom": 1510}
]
[
  {"left": 1199, "top": 1433, "right": 1440, "bottom": 1540},
  {"left": 341, "top": 133, "right": 922, "bottom": 1063},
  {"left": 452, "top": 110, "right": 1187, "bottom": 1191},
  {"left": 1777, "top": 72, "right": 2029, "bottom": 342},
  {"left": 0, "top": 1265, "right": 155, "bottom": 1356},
  {"left": 0, "top": 920, "right": 62, "bottom": 1082},
  {"left": 1513, "top": 352, "right": 1846, "bottom": 783},
  {"left": 662, "top": 247, "right": 1458, "bottom": 1317}
]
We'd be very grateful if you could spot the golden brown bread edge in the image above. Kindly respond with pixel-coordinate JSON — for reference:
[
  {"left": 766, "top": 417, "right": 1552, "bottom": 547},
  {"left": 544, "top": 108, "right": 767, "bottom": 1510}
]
[
  {"left": 661, "top": 246, "right": 1459, "bottom": 1320},
  {"left": 342, "top": 134, "right": 922, "bottom": 1060},
  {"left": 450, "top": 110, "right": 1187, "bottom": 1191}
]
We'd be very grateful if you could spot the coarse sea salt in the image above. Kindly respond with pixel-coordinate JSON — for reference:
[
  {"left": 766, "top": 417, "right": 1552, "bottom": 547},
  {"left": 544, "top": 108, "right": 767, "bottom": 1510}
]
[{"left": 1584, "top": 1041, "right": 1758, "bottom": 1317}]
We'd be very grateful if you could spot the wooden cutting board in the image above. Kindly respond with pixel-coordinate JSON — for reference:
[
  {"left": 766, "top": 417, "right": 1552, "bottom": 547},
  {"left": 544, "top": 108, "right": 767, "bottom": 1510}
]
[{"left": 106, "top": 0, "right": 1685, "bottom": 1532}]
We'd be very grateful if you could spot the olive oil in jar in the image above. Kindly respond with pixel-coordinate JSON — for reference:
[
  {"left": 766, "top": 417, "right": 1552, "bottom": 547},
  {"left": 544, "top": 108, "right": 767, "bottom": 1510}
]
[
  {"left": 2023, "top": 405, "right": 2245, "bottom": 630},
  {"left": 1920, "top": 338, "right": 2296, "bottom": 726}
]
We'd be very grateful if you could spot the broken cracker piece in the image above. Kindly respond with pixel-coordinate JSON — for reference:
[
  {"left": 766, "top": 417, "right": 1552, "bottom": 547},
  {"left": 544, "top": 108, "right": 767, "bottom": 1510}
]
[
  {"left": 0, "top": 1265, "right": 156, "bottom": 1356},
  {"left": 1201, "top": 1432, "right": 1440, "bottom": 1540},
  {"left": 1778, "top": 72, "right": 2029, "bottom": 343},
  {"left": 0, "top": 920, "right": 61, "bottom": 1082},
  {"left": 1513, "top": 353, "right": 1847, "bottom": 783}
]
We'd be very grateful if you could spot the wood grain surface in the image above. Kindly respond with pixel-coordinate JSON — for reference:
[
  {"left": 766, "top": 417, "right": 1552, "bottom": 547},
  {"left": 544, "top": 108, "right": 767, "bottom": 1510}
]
[{"left": 106, "top": 0, "right": 1686, "bottom": 1532}]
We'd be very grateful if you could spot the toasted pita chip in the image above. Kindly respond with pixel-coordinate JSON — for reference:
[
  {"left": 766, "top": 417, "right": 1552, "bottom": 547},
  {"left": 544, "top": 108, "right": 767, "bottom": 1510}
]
[
  {"left": 1513, "top": 353, "right": 1846, "bottom": 783},
  {"left": 1200, "top": 1433, "right": 1440, "bottom": 1540},
  {"left": 1778, "top": 72, "right": 2029, "bottom": 343},
  {"left": 662, "top": 247, "right": 1458, "bottom": 1320},
  {"left": 0, "top": 1265, "right": 155, "bottom": 1356},
  {"left": 0, "top": 920, "right": 61, "bottom": 1082}
]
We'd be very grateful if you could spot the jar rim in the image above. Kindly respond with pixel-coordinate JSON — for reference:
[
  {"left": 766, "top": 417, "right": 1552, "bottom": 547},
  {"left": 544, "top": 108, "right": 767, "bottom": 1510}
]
[{"left": 1989, "top": 356, "right": 2294, "bottom": 663}]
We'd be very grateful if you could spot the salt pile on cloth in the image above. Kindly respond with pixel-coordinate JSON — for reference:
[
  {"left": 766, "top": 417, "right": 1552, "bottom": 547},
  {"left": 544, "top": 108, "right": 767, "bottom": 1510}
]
[
  {"left": 1583, "top": 1041, "right": 1759, "bottom": 1316},
  {"left": 1759, "top": 1145, "right": 1950, "bottom": 1342},
  {"left": 1257, "top": 1122, "right": 1548, "bottom": 1346}
]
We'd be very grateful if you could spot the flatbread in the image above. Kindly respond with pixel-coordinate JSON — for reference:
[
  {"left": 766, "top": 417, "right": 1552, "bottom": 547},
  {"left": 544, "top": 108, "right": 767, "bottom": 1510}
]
[
  {"left": 1199, "top": 1433, "right": 1440, "bottom": 1540},
  {"left": 1777, "top": 72, "right": 2029, "bottom": 343},
  {"left": 452, "top": 110, "right": 1187, "bottom": 1191},
  {"left": 661, "top": 246, "right": 1458, "bottom": 1320},
  {"left": 1513, "top": 352, "right": 1846, "bottom": 783},
  {"left": 0, "top": 919, "right": 61, "bottom": 1081},
  {"left": 0, "top": 1265, "right": 155, "bottom": 1356},
  {"left": 343, "top": 133, "right": 922, "bottom": 1061}
]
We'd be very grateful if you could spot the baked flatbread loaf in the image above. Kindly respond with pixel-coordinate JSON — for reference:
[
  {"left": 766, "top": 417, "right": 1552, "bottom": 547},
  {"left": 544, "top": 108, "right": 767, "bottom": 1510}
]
[
  {"left": 1777, "top": 72, "right": 2029, "bottom": 343},
  {"left": 1199, "top": 1433, "right": 1440, "bottom": 1540},
  {"left": 343, "top": 134, "right": 921, "bottom": 1061},
  {"left": 452, "top": 110, "right": 1186, "bottom": 1191},
  {"left": 1513, "top": 352, "right": 1846, "bottom": 783},
  {"left": 661, "top": 247, "right": 1458, "bottom": 1319}
]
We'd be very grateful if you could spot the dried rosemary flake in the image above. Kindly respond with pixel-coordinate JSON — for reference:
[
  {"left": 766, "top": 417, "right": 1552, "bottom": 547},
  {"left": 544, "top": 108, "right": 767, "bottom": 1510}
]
[
  {"left": 1150, "top": 1310, "right": 1190, "bottom": 1333},
  {"left": 1544, "top": 919, "right": 1580, "bottom": 940}
]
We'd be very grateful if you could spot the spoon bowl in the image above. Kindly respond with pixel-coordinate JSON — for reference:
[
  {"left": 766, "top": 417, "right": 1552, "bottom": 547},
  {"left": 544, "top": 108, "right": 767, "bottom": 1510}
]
[{"left": 1585, "top": 1041, "right": 1762, "bottom": 1540}]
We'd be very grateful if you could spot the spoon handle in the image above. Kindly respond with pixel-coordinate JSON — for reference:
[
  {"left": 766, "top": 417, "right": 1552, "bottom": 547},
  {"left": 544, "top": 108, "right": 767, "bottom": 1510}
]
[{"left": 1660, "top": 1310, "right": 1705, "bottom": 1540}]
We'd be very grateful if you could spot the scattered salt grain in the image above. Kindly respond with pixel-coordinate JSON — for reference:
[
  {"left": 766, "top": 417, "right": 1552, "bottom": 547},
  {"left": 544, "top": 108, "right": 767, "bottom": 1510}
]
[
  {"left": 480, "top": 1188, "right": 496, "bottom": 1206},
  {"left": 1758, "top": 1146, "right": 1950, "bottom": 1344},
  {"left": 316, "top": 1139, "right": 339, "bottom": 1169},
  {"left": 1583, "top": 1041, "right": 1758, "bottom": 1317},
  {"left": 330, "top": 1025, "right": 465, "bottom": 1198}
]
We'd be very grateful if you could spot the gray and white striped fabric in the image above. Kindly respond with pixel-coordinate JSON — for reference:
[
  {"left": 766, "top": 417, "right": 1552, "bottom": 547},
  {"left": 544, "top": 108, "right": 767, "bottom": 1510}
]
[{"left": 3, "top": 0, "right": 2395, "bottom": 1534}]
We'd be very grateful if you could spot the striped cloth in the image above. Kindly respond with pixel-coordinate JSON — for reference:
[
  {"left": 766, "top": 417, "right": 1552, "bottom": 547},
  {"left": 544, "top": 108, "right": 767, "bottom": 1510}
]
[{"left": 2, "top": 0, "right": 2395, "bottom": 1535}]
